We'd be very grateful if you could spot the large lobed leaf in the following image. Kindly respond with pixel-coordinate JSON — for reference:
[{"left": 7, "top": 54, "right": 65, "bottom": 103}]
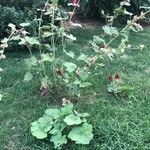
[
  {"left": 68, "top": 123, "right": 93, "bottom": 144},
  {"left": 31, "top": 116, "right": 53, "bottom": 139},
  {"left": 63, "top": 113, "right": 82, "bottom": 126},
  {"left": 63, "top": 62, "right": 77, "bottom": 73},
  {"left": 50, "top": 132, "right": 67, "bottom": 149}
]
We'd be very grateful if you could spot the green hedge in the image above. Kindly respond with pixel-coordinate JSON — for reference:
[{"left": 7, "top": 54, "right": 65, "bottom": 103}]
[{"left": 0, "top": 5, "right": 24, "bottom": 38}]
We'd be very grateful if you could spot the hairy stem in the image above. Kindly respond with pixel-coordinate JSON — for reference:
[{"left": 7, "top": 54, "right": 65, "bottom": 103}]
[
  {"left": 106, "top": 9, "right": 150, "bottom": 48},
  {"left": 51, "top": 5, "right": 57, "bottom": 87}
]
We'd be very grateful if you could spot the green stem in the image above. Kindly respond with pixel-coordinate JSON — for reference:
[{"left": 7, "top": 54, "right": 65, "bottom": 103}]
[
  {"left": 51, "top": 5, "right": 57, "bottom": 87},
  {"left": 69, "top": 0, "right": 80, "bottom": 21},
  {"left": 61, "top": 35, "right": 65, "bottom": 68},
  {"left": 106, "top": 9, "right": 150, "bottom": 48},
  {"left": 38, "top": 0, "right": 49, "bottom": 55},
  {"left": 27, "top": 45, "right": 32, "bottom": 56},
  {"left": 37, "top": 0, "right": 49, "bottom": 81}
]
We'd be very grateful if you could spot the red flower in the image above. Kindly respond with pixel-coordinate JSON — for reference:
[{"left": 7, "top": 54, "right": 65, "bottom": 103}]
[
  {"left": 114, "top": 74, "right": 120, "bottom": 80},
  {"left": 56, "top": 68, "right": 63, "bottom": 76},
  {"left": 99, "top": 44, "right": 105, "bottom": 48},
  {"left": 72, "top": 0, "right": 79, "bottom": 4},
  {"left": 108, "top": 76, "right": 113, "bottom": 81}
]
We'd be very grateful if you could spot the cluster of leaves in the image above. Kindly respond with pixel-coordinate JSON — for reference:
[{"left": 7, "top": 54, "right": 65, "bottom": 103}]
[
  {"left": 91, "top": 0, "right": 149, "bottom": 61},
  {"left": 0, "top": 4, "right": 37, "bottom": 39},
  {"left": 0, "top": 0, "right": 95, "bottom": 98},
  {"left": 0, "top": 0, "right": 33, "bottom": 8},
  {"left": 0, "top": 5, "right": 24, "bottom": 38},
  {"left": 31, "top": 102, "right": 93, "bottom": 149},
  {"left": 107, "top": 74, "right": 134, "bottom": 97},
  {"left": 86, "top": 0, "right": 150, "bottom": 99},
  {"left": 20, "top": 0, "right": 94, "bottom": 97},
  {"left": 0, "top": 23, "right": 16, "bottom": 101}
]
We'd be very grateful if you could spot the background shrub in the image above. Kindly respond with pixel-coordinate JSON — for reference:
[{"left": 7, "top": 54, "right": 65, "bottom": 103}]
[
  {"left": 0, "top": 1, "right": 39, "bottom": 39},
  {"left": 60, "top": 0, "right": 150, "bottom": 19},
  {"left": 0, "top": 5, "right": 25, "bottom": 38},
  {"left": 1, "top": 0, "right": 150, "bottom": 19},
  {"left": 0, "top": 0, "right": 149, "bottom": 39}
]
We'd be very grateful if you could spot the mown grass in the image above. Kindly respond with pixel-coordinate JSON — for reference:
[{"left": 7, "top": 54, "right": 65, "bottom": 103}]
[{"left": 0, "top": 27, "right": 150, "bottom": 150}]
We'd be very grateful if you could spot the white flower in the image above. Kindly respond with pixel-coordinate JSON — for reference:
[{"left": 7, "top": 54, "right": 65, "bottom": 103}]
[
  {"left": 0, "top": 94, "right": 3, "bottom": 101},
  {"left": 0, "top": 68, "right": 3, "bottom": 72},
  {"left": 127, "top": 44, "right": 132, "bottom": 48},
  {"left": 70, "top": 22, "right": 82, "bottom": 28},
  {"left": 139, "top": 44, "right": 144, "bottom": 49},
  {"left": 124, "top": 10, "right": 133, "bottom": 16}
]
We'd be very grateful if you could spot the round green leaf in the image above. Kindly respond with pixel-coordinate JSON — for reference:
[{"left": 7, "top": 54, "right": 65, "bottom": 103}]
[
  {"left": 45, "top": 108, "right": 60, "bottom": 119},
  {"left": 68, "top": 123, "right": 93, "bottom": 144},
  {"left": 60, "top": 103, "right": 74, "bottom": 116},
  {"left": 31, "top": 122, "right": 47, "bottom": 139},
  {"left": 63, "top": 62, "right": 77, "bottom": 73},
  {"left": 63, "top": 114, "right": 82, "bottom": 126},
  {"left": 50, "top": 132, "right": 67, "bottom": 149}
]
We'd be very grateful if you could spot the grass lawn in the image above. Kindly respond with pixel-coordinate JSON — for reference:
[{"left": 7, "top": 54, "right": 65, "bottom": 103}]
[{"left": 0, "top": 27, "right": 150, "bottom": 150}]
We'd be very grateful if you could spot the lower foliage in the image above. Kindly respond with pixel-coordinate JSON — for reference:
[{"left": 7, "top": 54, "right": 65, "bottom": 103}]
[{"left": 31, "top": 102, "right": 93, "bottom": 149}]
